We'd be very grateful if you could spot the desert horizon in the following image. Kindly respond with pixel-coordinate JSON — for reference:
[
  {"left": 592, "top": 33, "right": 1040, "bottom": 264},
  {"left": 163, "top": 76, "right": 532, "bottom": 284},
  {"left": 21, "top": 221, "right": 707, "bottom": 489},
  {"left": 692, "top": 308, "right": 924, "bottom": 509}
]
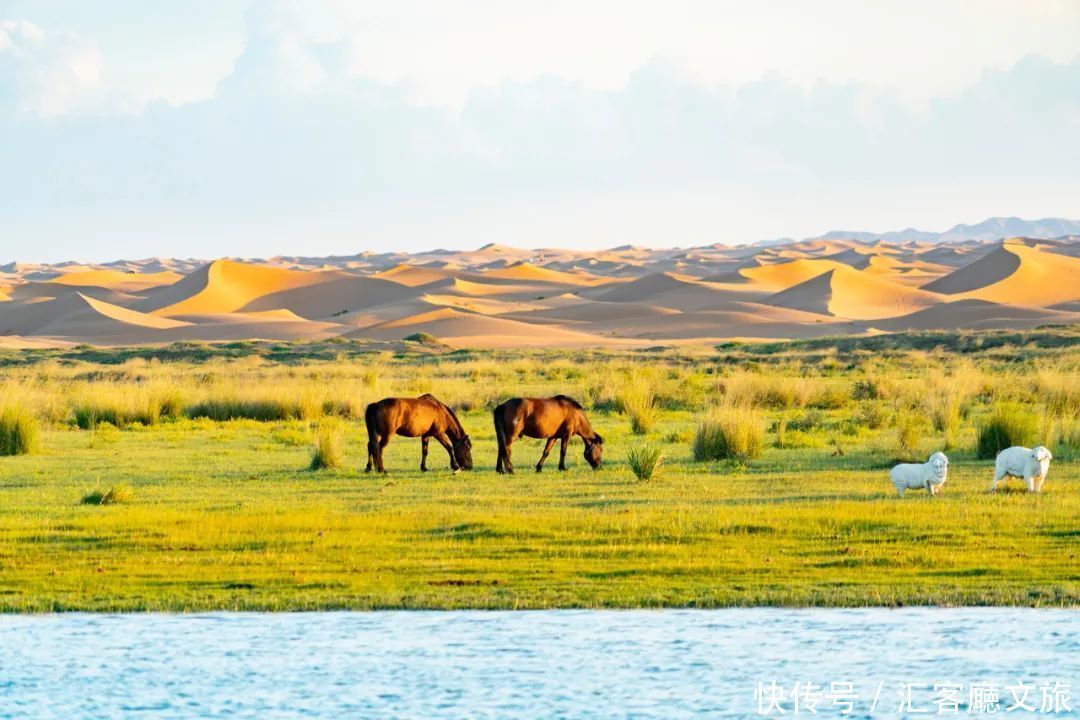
[{"left": 5, "top": 217, "right": 1080, "bottom": 349}]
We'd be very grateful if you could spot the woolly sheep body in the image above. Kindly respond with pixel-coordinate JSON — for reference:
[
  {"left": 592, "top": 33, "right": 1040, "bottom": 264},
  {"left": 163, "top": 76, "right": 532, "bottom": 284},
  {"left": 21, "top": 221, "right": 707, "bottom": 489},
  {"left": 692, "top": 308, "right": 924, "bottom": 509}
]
[
  {"left": 993, "top": 445, "right": 1052, "bottom": 493},
  {"left": 890, "top": 452, "right": 949, "bottom": 497}
]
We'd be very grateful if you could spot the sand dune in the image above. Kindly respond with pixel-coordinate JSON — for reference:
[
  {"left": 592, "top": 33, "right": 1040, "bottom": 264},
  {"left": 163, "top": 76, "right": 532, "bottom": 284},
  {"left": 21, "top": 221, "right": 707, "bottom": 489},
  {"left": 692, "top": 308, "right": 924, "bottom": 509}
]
[
  {"left": 142, "top": 259, "right": 341, "bottom": 316},
  {"left": 922, "top": 241, "right": 1080, "bottom": 306},
  {"left": 240, "top": 275, "right": 419, "bottom": 319},
  {"left": 478, "top": 262, "right": 602, "bottom": 286},
  {"left": 48, "top": 269, "right": 182, "bottom": 293},
  {"left": 872, "top": 299, "right": 1080, "bottom": 332},
  {"left": 730, "top": 258, "right": 850, "bottom": 291},
  {"left": 372, "top": 264, "right": 452, "bottom": 287},
  {"left": 9, "top": 234, "right": 1080, "bottom": 347},
  {"left": 354, "top": 307, "right": 613, "bottom": 347},
  {"left": 2, "top": 292, "right": 192, "bottom": 342},
  {"left": 764, "top": 266, "right": 943, "bottom": 320}
]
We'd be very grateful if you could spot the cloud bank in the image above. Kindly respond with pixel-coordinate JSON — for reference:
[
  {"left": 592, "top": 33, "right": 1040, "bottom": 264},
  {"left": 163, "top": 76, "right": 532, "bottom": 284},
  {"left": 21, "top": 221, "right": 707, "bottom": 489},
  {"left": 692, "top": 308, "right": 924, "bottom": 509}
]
[{"left": 1, "top": 1, "right": 1079, "bottom": 260}]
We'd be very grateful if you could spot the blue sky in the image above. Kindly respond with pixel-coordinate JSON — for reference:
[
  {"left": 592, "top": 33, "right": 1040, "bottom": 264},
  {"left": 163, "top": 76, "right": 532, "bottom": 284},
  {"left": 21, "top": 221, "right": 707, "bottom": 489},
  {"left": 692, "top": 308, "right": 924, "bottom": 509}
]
[{"left": 2, "top": 1, "right": 1079, "bottom": 262}]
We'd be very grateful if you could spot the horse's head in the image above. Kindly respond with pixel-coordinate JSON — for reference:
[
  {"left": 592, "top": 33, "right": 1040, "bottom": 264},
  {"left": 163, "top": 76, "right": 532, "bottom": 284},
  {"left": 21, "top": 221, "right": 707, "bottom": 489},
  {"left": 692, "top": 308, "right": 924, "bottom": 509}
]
[
  {"left": 583, "top": 433, "right": 603, "bottom": 469},
  {"left": 453, "top": 435, "right": 473, "bottom": 470}
]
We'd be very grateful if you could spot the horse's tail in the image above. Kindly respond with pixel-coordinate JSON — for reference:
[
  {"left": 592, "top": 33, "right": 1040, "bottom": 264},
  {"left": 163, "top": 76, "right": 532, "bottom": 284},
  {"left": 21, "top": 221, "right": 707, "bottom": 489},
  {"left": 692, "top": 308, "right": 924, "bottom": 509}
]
[
  {"left": 364, "top": 402, "right": 379, "bottom": 466},
  {"left": 492, "top": 403, "right": 507, "bottom": 465}
]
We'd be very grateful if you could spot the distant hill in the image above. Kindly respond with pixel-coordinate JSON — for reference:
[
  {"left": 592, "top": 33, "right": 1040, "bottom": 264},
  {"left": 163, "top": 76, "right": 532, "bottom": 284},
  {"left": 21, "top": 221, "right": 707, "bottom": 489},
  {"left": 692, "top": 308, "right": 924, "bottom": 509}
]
[{"left": 773, "top": 217, "right": 1080, "bottom": 246}]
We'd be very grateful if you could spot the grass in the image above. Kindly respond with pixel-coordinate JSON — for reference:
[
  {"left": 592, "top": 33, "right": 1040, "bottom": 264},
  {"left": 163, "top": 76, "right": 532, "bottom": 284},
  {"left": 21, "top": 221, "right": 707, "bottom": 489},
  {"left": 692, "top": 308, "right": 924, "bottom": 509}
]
[
  {"left": 0, "top": 341, "right": 1077, "bottom": 610},
  {"left": 0, "top": 406, "right": 40, "bottom": 456},
  {"left": 977, "top": 403, "right": 1039, "bottom": 459},
  {"left": 81, "top": 485, "right": 134, "bottom": 505},
  {"left": 693, "top": 406, "right": 765, "bottom": 462},
  {"left": 626, "top": 443, "right": 663, "bottom": 482},
  {"left": 617, "top": 381, "right": 658, "bottom": 435},
  {"left": 310, "top": 422, "right": 344, "bottom": 470}
]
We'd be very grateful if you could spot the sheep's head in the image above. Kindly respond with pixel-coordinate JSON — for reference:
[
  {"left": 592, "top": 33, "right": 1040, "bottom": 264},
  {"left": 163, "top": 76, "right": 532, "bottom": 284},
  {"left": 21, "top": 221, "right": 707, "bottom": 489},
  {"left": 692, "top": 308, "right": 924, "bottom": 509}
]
[
  {"left": 928, "top": 452, "right": 949, "bottom": 476},
  {"left": 1033, "top": 445, "right": 1052, "bottom": 464}
]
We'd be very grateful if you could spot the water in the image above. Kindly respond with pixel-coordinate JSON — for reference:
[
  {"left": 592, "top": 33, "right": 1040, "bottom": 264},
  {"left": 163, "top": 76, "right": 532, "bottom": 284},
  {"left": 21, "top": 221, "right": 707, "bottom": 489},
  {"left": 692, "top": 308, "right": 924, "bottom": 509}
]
[{"left": 0, "top": 609, "right": 1076, "bottom": 718}]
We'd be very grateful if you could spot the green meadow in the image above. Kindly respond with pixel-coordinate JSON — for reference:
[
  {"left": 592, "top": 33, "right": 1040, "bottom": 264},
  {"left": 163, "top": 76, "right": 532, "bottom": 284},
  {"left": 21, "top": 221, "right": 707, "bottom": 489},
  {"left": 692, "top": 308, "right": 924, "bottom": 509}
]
[{"left": 0, "top": 333, "right": 1078, "bottom": 611}]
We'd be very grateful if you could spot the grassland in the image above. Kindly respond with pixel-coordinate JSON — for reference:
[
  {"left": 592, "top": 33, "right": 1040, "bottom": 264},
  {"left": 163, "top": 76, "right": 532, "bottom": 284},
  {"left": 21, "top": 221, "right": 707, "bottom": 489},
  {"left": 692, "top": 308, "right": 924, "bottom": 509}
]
[{"left": 0, "top": 334, "right": 1078, "bottom": 611}]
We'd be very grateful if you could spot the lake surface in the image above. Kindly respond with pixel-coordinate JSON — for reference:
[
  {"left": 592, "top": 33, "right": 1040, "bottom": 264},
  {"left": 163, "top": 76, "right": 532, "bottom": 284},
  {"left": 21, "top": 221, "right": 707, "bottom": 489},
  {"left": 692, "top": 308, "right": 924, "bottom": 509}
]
[{"left": 0, "top": 609, "right": 1077, "bottom": 718}]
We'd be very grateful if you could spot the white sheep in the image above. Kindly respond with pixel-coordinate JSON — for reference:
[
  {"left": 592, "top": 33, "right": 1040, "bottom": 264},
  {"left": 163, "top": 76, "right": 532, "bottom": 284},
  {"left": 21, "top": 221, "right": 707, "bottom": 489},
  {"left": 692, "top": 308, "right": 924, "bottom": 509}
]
[
  {"left": 890, "top": 452, "right": 949, "bottom": 497},
  {"left": 992, "top": 445, "right": 1052, "bottom": 493}
]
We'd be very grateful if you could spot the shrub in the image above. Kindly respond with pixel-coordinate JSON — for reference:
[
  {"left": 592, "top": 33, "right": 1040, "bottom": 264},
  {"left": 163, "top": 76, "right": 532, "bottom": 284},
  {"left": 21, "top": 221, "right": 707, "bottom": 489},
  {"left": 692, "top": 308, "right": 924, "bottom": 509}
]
[
  {"left": 310, "top": 422, "right": 344, "bottom": 470},
  {"left": 856, "top": 402, "right": 888, "bottom": 430},
  {"left": 693, "top": 406, "right": 764, "bottom": 463},
  {"left": 404, "top": 332, "right": 440, "bottom": 345},
  {"left": 894, "top": 411, "right": 924, "bottom": 461},
  {"left": 81, "top": 485, "right": 133, "bottom": 505},
  {"left": 626, "top": 444, "right": 664, "bottom": 482},
  {"left": 0, "top": 406, "right": 40, "bottom": 456},
  {"left": 617, "top": 382, "right": 658, "bottom": 435},
  {"left": 977, "top": 404, "right": 1038, "bottom": 459}
]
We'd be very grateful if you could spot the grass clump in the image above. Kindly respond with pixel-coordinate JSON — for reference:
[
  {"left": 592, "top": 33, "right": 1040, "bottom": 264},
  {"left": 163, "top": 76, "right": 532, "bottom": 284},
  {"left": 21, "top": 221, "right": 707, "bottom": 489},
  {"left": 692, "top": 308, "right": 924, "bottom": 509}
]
[
  {"left": 693, "top": 406, "right": 764, "bottom": 463},
  {"left": 894, "top": 411, "right": 924, "bottom": 461},
  {"left": 977, "top": 403, "right": 1038, "bottom": 459},
  {"left": 626, "top": 443, "right": 664, "bottom": 482},
  {"left": 617, "top": 382, "right": 658, "bottom": 435},
  {"left": 0, "top": 406, "right": 40, "bottom": 456},
  {"left": 81, "top": 484, "right": 133, "bottom": 505},
  {"left": 310, "top": 422, "right": 344, "bottom": 470}
]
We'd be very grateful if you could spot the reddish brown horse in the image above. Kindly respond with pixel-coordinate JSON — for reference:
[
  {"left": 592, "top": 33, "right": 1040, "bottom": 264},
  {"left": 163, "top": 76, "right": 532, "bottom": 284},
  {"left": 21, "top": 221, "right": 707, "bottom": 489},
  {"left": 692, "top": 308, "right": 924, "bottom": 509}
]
[
  {"left": 493, "top": 395, "right": 603, "bottom": 474},
  {"left": 364, "top": 394, "right": 472, "bottom": 474}
]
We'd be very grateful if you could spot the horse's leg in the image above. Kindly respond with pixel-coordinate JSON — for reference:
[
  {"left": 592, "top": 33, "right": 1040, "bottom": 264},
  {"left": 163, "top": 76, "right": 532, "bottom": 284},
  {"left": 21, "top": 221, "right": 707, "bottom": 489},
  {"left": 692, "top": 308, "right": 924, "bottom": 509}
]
[
  {"left": 558, "top": 436, "right": 568, "bottom": 471},
  {"left": 536, "top": 437, "right": 556, "bottom": 473},
  {"left": 376, "top": 435, "right": 390, "bottom": 474},
  {"left": 434, "top": 432, "right": 458, "bottom": 471},
  {"left": 365, "top": 435, "right": 375, "bottom": 473},
  {"left": 420, "top": 436, "right": 430, "bottom": 472},
  {"left": 504, "top": 436, "right": 515, "bottom": 474}
]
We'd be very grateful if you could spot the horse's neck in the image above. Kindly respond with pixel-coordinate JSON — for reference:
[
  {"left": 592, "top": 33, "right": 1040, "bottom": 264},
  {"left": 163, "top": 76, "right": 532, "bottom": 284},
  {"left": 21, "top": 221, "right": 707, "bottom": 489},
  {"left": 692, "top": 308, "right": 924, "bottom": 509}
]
[
  {"left": 443, "top": 407, "right": 465, "bottom": 439},
  {"left": 574, "top": 411, "right": 594, "bottom": 439}
]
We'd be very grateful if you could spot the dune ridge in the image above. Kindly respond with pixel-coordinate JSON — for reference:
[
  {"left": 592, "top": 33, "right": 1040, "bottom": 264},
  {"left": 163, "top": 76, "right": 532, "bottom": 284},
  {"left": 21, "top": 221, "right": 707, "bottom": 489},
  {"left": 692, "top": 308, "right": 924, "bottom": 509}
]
[{"left": 4, "top": 234, "right": 1080, "bottom": 347}]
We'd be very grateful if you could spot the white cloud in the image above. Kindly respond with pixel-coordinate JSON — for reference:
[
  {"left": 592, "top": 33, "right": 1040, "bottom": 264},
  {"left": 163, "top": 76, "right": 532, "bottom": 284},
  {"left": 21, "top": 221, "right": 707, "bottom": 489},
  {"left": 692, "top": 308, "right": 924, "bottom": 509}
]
[
  {"left": 0, "top": 19, "right": 102, "bottom": 117},
  {"left": 1, "top": 1, "right": 1079, "bottom": 260}
]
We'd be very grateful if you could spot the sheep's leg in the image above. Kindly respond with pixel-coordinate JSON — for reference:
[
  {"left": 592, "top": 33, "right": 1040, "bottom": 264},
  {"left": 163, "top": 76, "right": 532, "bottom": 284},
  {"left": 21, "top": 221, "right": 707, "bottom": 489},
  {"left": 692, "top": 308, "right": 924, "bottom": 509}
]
[
  {"left": 990, "top": 470, "right": 1004, "bottom": 492},
  {"left": 1034, "top": 474, "right": 1046, "bottom": 493},
  {"left": 1024, "top": 473, "right": 1036, "bottom": 493}
]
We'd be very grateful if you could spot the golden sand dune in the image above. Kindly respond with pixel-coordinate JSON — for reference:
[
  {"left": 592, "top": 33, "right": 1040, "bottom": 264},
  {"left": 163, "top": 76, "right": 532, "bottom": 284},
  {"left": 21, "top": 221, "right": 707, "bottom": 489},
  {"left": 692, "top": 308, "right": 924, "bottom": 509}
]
[
  {"left": 354, "top": 307, "right": 611, "bottom": 347},
  {"left": 3, "top": 292, "right": 191, "bottom": 341},
  {"left": 240, "top": 275, "right": 419, "bottom": 319},
  {"left": 420, "top": 294, "right": 550, "bottom": 315},
  {"left": 48, "top": 269, "right": 183, "bottom": 293},
  {"left": 372, "top": 264, "right": 452, "bottom": 287},
  {"left": 142, "top": 259, "right": 341, "bottom": 316},
  {"left": 478, "top": 262, "right": 603, "bottom": 286},
  {"left": 9, "top": 234, "right": 1080, "bottom": 347},
  {"left": 730, "top": 258, "right": 850, "bottom": 291},
  {"left": 872, "top": 299, "right": 1080, "bottom": 332},
  {"left": 592, "top": 272, "right": 760, "bottom": 310},
  {"left": 505, "top": 300, "right": 682, "bottom": 325},
  {"left": 922, "top": 241, "right": 1080, "bottom": 306},
  {"left": 8, "top": 281, "right": 144, "bottom": 306},
  {"left": 764, "top": 266, "right": 943, "bottom": 320}
]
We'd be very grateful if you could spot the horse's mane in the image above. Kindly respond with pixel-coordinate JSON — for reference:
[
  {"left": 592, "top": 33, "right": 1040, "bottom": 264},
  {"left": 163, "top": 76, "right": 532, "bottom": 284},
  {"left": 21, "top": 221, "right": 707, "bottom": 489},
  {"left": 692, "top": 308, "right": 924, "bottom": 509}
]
[
  {"left": 553, "top": 394, "right": 583, "bottom": 410},
  {"left": 440, "top": 400, "right": 466, "bottom": 436}
]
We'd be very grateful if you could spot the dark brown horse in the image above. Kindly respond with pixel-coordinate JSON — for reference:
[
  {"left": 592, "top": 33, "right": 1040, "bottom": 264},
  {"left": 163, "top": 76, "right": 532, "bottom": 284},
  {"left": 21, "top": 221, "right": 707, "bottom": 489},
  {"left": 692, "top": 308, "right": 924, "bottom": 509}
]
[
  {"left": 493, "top": 395, "right": 603, "bottom": 474},
  {"left": 364, "top": 394, "right": 472, "bottom": 474}
]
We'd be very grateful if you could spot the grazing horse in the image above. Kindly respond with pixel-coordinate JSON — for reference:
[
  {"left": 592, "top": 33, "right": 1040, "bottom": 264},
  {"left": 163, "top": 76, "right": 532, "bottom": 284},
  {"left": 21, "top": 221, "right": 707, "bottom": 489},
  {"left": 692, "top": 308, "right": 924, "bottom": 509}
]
[
  {"left": 493, "top": 395, "right": 603, "bottom": 474},
  {"left": 364, "top": 394, "right": 472, "bottom": 474}
]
